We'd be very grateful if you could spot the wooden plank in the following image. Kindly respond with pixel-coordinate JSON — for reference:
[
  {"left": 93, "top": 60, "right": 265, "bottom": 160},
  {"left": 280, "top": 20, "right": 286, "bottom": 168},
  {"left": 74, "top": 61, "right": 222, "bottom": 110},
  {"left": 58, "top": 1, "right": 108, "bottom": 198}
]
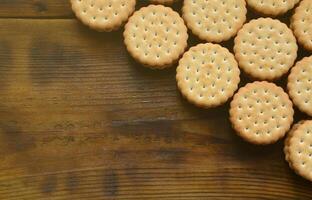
[
  {"left": 0, "top": 0, "right": 72, "bottom": 18},
  {"left": 0, "top": 19, "right": 311, "bottom": 199}
]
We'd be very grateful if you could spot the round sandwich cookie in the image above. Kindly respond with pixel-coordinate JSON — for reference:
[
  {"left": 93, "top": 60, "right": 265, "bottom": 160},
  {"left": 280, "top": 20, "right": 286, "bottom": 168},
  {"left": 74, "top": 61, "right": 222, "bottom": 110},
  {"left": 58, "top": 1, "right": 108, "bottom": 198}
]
[
  {"left": 176, "top": 43, "right": 240, "bottom": 108},
  {"left": 246, "top": 0, "right": 300, "bottom": 16},
  {"left": 234, "top": 18, "right": 298, "bottom": 80},
  {"left": 284, "top": 120, "right": 305, "bottom": 169},
  {"left": 291, "top": 0, "right": 312, "bottom": 51},
  {"left": 124, "top": 5, "right": 188, "bottom": 69},
  {"left": 150, "top": 0, "right": 178, "bottom": 5},
  {"left": 71, "top": 0, "right": 136, "bottom": 32},
  {"left": 284, "top": 120, "right": 312, "bottom": 182},
  {"left": 229, "top": 81, "right": 294, "bottom": 145},
  {"left": 288, "top": 56, "right": 312, "bottom": 116},
  {"left": 182, "top": 0, "right": 247, "bottom": 43}
]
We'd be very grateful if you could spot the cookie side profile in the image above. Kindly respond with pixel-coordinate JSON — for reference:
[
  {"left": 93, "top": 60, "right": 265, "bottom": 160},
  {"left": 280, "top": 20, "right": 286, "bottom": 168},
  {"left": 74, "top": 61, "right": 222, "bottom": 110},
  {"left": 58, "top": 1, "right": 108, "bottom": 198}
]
[
  {"left": 285, "top": 120, "right": 312, "bottom": 182},
  {"left": 71, "top": 0, "right": 136, "bottom": 31},
  {"left": 288, "top": 56, "right": 312, "bottom": 116},
  {"left": 291, "top": 0, "right": 312, "bottom": 51},
  {"left": 284, "top": 120, "right": 305, "bottom": 169},
  {"left": 124, "top": 5, "right": 188, "bottom": 69},
  {"left": 230, "top": 81, "right": 294, "bottom": 145}
]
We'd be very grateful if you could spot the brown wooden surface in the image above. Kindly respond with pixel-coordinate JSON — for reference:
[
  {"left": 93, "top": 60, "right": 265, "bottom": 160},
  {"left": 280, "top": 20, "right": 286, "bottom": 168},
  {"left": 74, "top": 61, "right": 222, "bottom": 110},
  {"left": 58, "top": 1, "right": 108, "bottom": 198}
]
[{"left": 0, "top": 1, "right": 311, "bottom": 199}]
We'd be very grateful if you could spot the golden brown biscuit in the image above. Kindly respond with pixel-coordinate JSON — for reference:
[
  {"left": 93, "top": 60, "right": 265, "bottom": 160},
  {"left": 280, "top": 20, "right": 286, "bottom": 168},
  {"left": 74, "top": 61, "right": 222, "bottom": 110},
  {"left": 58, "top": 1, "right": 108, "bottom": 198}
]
[
  {"left": 176, "top": 43, "right": 240, "bottom": 108},
  {"left": 71, "top": 0, "right": 136, "bottom": 31},
  {"left": 234, "top": 18, "right": 298, "bottom": 80},
  {"left": 230, "top": 81, "right": 294, "bottom": 145},
  {"left": 284, "top": 120, "right": 305, "bottom": 169},
  {"left": 291, "top": 0, "right": 312, "bottom": 51},
  {"left": 288, "top": 56, "right": 312, "bottom": 116},
  {"left": 182, "top": 0, "right": 247, "bottom": 42},
  {"left": 124, "top": 5, "right": 188, "bottom": 69},
  {"left": 285, "top": 120, "right": 312, "bottom": 182}
]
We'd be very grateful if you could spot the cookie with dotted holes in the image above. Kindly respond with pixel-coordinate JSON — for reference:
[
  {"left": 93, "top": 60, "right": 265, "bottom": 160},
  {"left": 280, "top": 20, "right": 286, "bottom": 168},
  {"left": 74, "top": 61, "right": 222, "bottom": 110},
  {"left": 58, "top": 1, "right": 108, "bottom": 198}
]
[
  {"left": 284, "top": 120, "right": 305, "bottom": 169},
  {"left": 229, "top": 81, "right": 294, "bottom": 145},
  {"left": 246, "top": 0, "right": 300, "bottom": 16},
  {"left": 291, "top": 0, "right": 312, "bottom": 51},
  {"left": 284, "top": 120, "right": 312, "bottom": 182},
  {"left": 150, "top": 0, "right": 178, "bottom": 5},
  {"left": 234, "top": 18, "right": 298, "bottom": 80},
  {"left": 124, "top": 5, "right": 188, "bottom": 68},
  {"left": 288, "top": 56, "right": 312, "bottom": 116},
  {"left": 176, "top": 43, "right": 240, "bottom": 108},
  {"left": 71, "top": 0, "right": 136, "bottom": 31},
  {"left": 182, "top": 0, "right": 247, "bottom": 43}
]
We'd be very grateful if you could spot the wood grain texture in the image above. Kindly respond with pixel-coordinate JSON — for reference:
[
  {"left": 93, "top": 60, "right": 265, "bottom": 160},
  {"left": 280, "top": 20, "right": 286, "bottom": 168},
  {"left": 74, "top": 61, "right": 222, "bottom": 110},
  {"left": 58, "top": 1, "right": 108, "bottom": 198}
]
[
  {"left": 0, "top": 1, "right": 311, "bottom": 199},
  {"left": 0, "top": 0, "right": 72, "bottom": 18}
]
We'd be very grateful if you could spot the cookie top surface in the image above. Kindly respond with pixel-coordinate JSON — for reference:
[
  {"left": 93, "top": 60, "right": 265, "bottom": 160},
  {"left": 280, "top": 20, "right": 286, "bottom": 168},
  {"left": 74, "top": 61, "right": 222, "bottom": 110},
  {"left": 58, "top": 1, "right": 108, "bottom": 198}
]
[
  {"left": 287, "top": 120, "right": 312, "bottom": 181},
  {"left": 176, "top": 43, "right": 240, "bottom": 108},
  {"left": 71, "top": 0, "right": 136, "bottom": 31},
  {"left": 234, "top": 18, "right": 298, "bottom": 80},
  {"left": 182, "top": 0, "right": 247, "bottom": 42},
  {"left": 291, "top": 0, "right": 312, "bottom": 51},
  {"left": 230, "top": 81, "right": 294, "bottom": 145},
  {"left": 246, "top": 0, "right": 300, "bottom": 16},
  {"left": 288, "top": 56, "right": 312, "bottom": 116},
  {"left": 124, "top": 5, "right": 188, "bottom": 68}
]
